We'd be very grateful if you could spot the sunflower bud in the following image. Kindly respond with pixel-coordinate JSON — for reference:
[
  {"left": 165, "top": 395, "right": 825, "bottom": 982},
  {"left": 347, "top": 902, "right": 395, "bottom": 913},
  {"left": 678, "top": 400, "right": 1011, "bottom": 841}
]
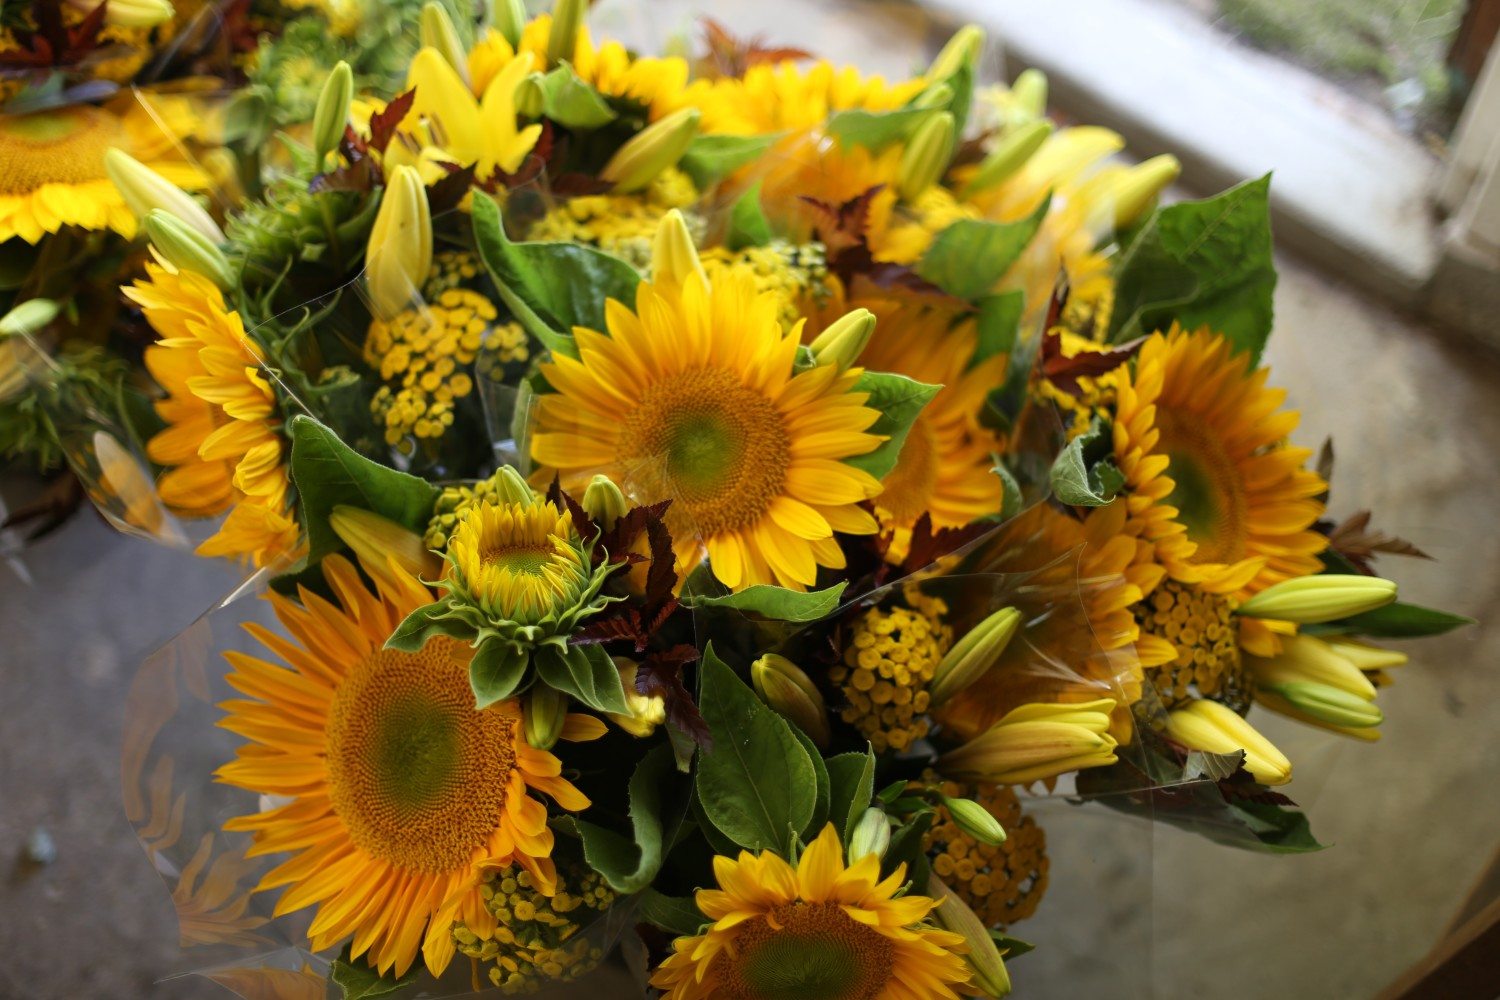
[
  {"left": 927, "top": 24, "right": 985, "bottom": 81},
  {"left": 1247, "top": 633, "right": 1376, "bottom": 700},
  {"left": 751, "top": 653, "right": 830, "bottom": 747},
  {"left": 929, "top": 606, "right": 1022, "bottom": 707},
  {"left": 963, "top": 119, "right": 1053, "bottom": 197},
  {"left": 95, "top": 0, "right": 174, "bottom": 29},
  {"left": 1010, "top": 68, "right": 1048, "bottom": 122},
  {"left": 547, "top": 0, "right": 585, "bottom": 66},
  {"left": 928, "top": 875, "right": 1012, "bottom": 998},
  {"left": 515, "top": 72, "right": 547, "bottom": 118},
  {"left": 606, "top": 658, "right": 667, "bottom": 737},
  {"left": 808, "top": 308, "right": 876, "bottom": 372},
  {"left": 939, "top": 699, "right": 1118, "bottom": 786},
  {"left": 1164, "top": 699, "right": 1292, "bottom": 785},
  {"left": 1108, "top": 155, "right": 1181, "bottom": 228},
  {"left": 145, "top": 211, "right": 234, "bottom": 290},
  {"left": 897, "top": 111, "right": 955, "bottom": 201},
  {"left": 1323, "top": 637, "right": 1409, "bottom": 672},
  {"left": 650, "top": 208, "right": 706, "bottom": 287},
  {"left": 420, "top": 2, "right": 470, "bottom": 85},
  {"left": 330, "top": 505, "right": 442, "bottom": 588},
  {"left": 524, "top": 683, "right": 570, "bottom": 750},
  {"left": 600, "top": 107, "right": 700, "bottom": 193},
  {"left": 1260, "top": 681, "right": 1383, "bottom": 730},
  {"left": 848, "top": 808, "right": 891, "bottom": 863},
  {"left": 582, "top": 475, "right": 628, "bottom": 530},
  {"left": 941, "top": 795, "right": 1007, "bottom": 846},
  {"left": 493, "top": 465, "right": 536, "bottom": 507},
  {"left": 0, "top": 298, "right": 60, "bottom": 337},
  {"left": 105, "top": 148, "right": 224, "bottom": 244},
  {"left": 312, "top": 61, "right": 354, "bottom": 165},
  {"left": 1236, "top": 574, "right": 1397, "bottom": 624},
  {"left": 494, "top": 0, "right": 526, "bottom": 47},
  {"left": 366, "top": 164, "right": 433, "bottom": 320}
]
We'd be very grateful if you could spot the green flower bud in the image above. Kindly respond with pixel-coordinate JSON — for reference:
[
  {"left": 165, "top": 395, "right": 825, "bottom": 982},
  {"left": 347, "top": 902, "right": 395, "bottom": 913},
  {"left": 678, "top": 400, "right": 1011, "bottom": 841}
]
[
  {"left": 0, "top": 298, "right": 60, "bottom": 338},
  {"left": 941, "top": 795, "right": 1007, "bottom": 846},
  {"left": 1011, "top": 68, "right": 1048, "bottom": 121},
  {"left": 751, "top": 653, "right": 830, "bottom": 747},
  {"left": 928, "top": 875, "right": 1012, "bottom": 997},
  {"left": 494, "top": 0, "right": 527, "bottom": 47},
  {"left": 547, "top": 0, "right": 585, "bottom": 67},
  {"left": 1261, "top": 681, "right": 1383, "bottom": 730},
  {"left": 929, "top": 607, "right": 1021, "bottom": 707},
  {"left": 1236, "top": 574, "right": 1397, "bottom": 624},
  {"left": 1108, "top": 154, "right": 1180, "bottom": 228},
  {"left": 515, "top": 72, "right": 547, "bottom": 119},
  {"left": 897, "top": 110, "right": 955, "bottom": 201},
  {"left": 313, "top": 61, "right": 354, "bottom": 165},
  {"left": 808, "top": 308, "right": 876, "bottom": 372},
  {"left": 848, "top": 808, "right": 891, "bottom": 863},
  {"left": 493, "top": 465, "right": 536, "bottom": 507},
  {"left": 600, "top": 108, "right": 700, "bottom": 193},
  {"left": 963, "top": 119, "right": 1052, "bottom": 197},
  {"left": 524, "top": 684, "right": 570, "bottom": 750},
  {"left": 144, "top": 210, "right": 234, "bottom": 290},
  {"left": 1247, "top": 633, "right": 1375, "bottom": 700},
  {"left": 105, "top": 148, "right": 224, "bottom": 244},
  {"left": 420, "top": 2, "right": 470, "bottom": 85},
  {"left": 910, "top": 82, "right": 954, "bottom": 110},
  {"left": 927, "top": 24, "right": 985, "bottom": 81},
  {"left": 582, "top": 475, "right": 628, "bottom": 530}
]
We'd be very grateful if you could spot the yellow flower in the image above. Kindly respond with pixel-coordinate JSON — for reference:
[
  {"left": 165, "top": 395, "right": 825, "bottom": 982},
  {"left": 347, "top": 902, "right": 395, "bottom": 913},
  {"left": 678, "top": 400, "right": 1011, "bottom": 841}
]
[
  {"left": 216, "top": 551, "right": 605, "bottom": 977},
  {"left": 650, "top": 824, "right": 972, "bottom": 1000},
  {"left": 940, "top": 699, "right": 1120, "bottom": 786},
  {"left": 1164, "top": 698, "right": 1292, "bottom": 785},
  {"left": 686, "top": 59, "right": 925, "bottom": 137},
  {"left": 529, "top": 266, "right": 886, "bottom": 591},
  {"left": 445, "top": 500, "right": 594, "bottom": 625}
]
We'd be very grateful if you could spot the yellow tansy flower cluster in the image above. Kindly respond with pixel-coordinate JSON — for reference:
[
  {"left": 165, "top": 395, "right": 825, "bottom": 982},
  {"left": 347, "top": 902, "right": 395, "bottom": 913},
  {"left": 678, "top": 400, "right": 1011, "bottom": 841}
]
[
  {"left": 424, "top": 249, "right": 483, "bottom": 299},
  {"left": 830, "top": 587, "right": 953, "bottom": 753},
  {"left": 525, "top": 168, "right": 699, "bottom": 270},
  {"left": 453, "top": 861, "right": 617, "bottom": 994},
  {"left": 422, "top": 465, "right": 529, "bottom": 550},
  {"left": 1134, "top": 580, "right": 1254, "bottom": 712},
  {"left": 701, "top": 241, "right": 835, "bottom": 330},
  {"left": 926, "top": 779, "right": 1050, "bottom": 929}
]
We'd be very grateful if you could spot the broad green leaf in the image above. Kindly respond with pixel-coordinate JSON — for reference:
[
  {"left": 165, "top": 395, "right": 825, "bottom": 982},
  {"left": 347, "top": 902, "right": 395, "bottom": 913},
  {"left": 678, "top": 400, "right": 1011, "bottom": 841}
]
[
  {"left": 679, "top": 133, "right": 779, "bottom": 189},
  {"left": 845, "top": 372, "right": 940, "bottom": 480},
  {"left": 881, "top": 812, "right": 933, "bottom": 887},
  {"left": 1049, "top": 418, "right": 1124, "bottom": 506},
  {"left": 825, "top": 748, "right": 876, "bottom": 843},
  {"left": 790, "top": 724, "right": 830, "bottom": 840},
  {"left": 385, "top": 602, "right": 471, "bottom": 652},
  {"left": 1223, "top": 801, "right": 1326, "bottom": 854},
  {"left": 288, "top": 415, "right": 439, "bottom": 564},
  {"left": 637, "top": 888, "right": 706, "bottom": 937},
  {"left": 915, "top": 198, "right": 1050, "bottom": 301},
  {"left": 471, "top": 192, "right": 642, "bottom": 360},
  {"left": 990, "top": 932, "right": 1036, "bottom": 959},
  {"left": 573, "top": 744, "right": 681, "bottom": 893},
  {"left": 330, "top": 947, "right": 416, "bottom": 999},
  {"left": 826, "top": 106, "right": 931, "bottom": 151},
  {"left": 695, "top": 647, "right": 818, "bottom": 853},
  {"left": 726, "top": 182, "right": 773, "bottom": 250},
  {"left": 535, "top": 642, "right": 630, "bottom": 714},
  {"left": 1108, "top": 175, "right": 1277, "bottom": 361},
  {"left": 1332, "top": 601, "right": 1475, "bottom": 638},
  {"left": 974, "top": 291, "right": 1024, "bottom": 366},
  {"left": 469, "top": 640, "right": 529, "bottom": 709},
  {"left": 680, "top": 582, "right": 847, "bottom": 623},
  {"left": 537, "top": 63, "right": 617, "bottom": 128},
  {"left": 994, "top": 461, "right": 1023, "bottom": 520}
]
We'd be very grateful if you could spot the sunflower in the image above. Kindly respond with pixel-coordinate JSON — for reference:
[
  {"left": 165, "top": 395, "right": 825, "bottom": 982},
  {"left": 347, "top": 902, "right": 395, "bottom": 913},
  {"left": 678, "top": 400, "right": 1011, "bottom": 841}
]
[
  {"left": 650, "top": 824, "right": 972, "bottom": 1000},
  {"left": 686, "top": 59, "right": 925, "bottom": 137},
  {"left": 216, "top": 551, "right": 606, "bottom": 977},
  {"left": 1111, "top": 326, "right": 1327, "bottom": 598},
  {"left": 529, "top": 268, "right": 886, "bottom": 591},
  {"left": 0, "top": 96, "right": 207, "bottom": 243}
]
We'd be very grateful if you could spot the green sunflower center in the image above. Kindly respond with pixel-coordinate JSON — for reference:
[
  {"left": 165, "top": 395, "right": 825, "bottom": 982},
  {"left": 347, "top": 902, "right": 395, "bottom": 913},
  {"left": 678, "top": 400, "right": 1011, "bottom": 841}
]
[
  {"left": 483, "top": 542, "right": 557, "bottom": 577},
  {"left": 325, "top": 639, "right": 513, "bottom": 874},
  {"left": 1156, "top": 411, "right": 1247, "bottom": 565},
  {"left": 717, "top": 902, "right": 894, "bottom": 1000}
]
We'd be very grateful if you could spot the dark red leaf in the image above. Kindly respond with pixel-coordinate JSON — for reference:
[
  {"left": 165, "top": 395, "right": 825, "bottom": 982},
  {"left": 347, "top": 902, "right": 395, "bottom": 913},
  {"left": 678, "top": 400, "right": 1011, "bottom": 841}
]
[
  {"left": 1327, "top": 509, "right": 1431, "bottom": 574},
  {"left": 367, "top": 88, "right": 415, "bottom": 154},
  {"left": 1038, "top": 326, "right": 1143, "bottom": 395},
  {"left": 898, "top": 513, "right": 995, "bottom": 575},
  {"left": 427, "top": 163, "right": 477, "bottom": 217},
  {"left": 636, "top": 644, "right": 711, "bottom": 748},
  {"left": 700, "top": 16, "right": 812, "bottom": 78}
]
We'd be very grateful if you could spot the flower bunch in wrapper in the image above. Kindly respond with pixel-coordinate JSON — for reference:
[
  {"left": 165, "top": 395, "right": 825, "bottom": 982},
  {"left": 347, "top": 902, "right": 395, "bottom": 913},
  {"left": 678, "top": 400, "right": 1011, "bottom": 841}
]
[{"left": 80, "top": 4, "right": 1472, "bottom": 998}]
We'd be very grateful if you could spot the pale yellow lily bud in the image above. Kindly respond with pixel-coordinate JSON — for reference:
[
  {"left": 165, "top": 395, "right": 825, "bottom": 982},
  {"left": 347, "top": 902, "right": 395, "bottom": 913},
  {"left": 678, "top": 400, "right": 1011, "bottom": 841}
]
[
  {"left": 1165, "top": 699, "right": 1292, "bottom": 785},
  {"left": 366, "top": 164, "right": 432, "bottom": 320},
  {"left": 492, "top": 465, "right": 536, "bottom": 506},
  {"left": 547, "top": 0, "right": 585, "bottom": 66},
  {"left": 941, "top": 795, "right": 1007, "bottom": 846},
  {"left": 89, "top": 0, "right": 173, "bottom": 29},
  {"left": 524, "top": 684, "right": 570, "bottom": 750},
  {"left": 606, "top": 658, "right": 667, "bottom": 737},
  {"left": 601, "top": 108, "right": 700, "bottom": 193},
  {"left": 928, "top": 24, "right": 985, "bottom": 81},
  {"left": 939, "top": 699, "right": 1118, "bottom": 785},
  {"left": 1109, "top": 155, "right": 1181, "bottom": 228},
  {"left": 515, "top": 73, "right": 547, "bottom": 118},
  {"left": 928, "top": 875, "right": 1012, "bottom": 998},
  {"left": 751, "top": 653, "right": 830, "bottom": 747},
  {"left": 1247, "top": 633, "right": 1376, "bottom": 700},
  {"left": 582, "top": 475, "right": 628, "bottom": 530},
  {"left": 911, "top": 82, "right": 954, "bottom": 110},
  {"left": 92, "top": 431, "right": 171, "bottom": 538},
  {"left": 0, "top": 298, "right": 60, "bottom": 337},
  {"left": 1323, "top": 637, "right": 1409, "bottom": 672},
  {"left": 808, "top": 308, "right": 876, "bottom": 373},
  {"left": 1010, "top": 68, "right": 1048, "bottom": 121},
  {"left": 897, "top": 111, "right": 955, "bottom": 201},
  {"left": 848, "top": 808, "right": 891, "bottom": 863},
  {"left": 1260, "top": 681, "right": 1383, "bottom": 730},
  {"left": 420, "top": 2, "right": 470, "bottom": 86},
  {"left": 963, "top": 119, "right": 1053, "bottom": 197},
  {"left": 1236, "top": 574, "right": 1397, "bottom": 624},
  {"left": 494, "top": 0, "right": 526, "bottom": 47},
  {"left": 650, "top": 209, "right": 706, "bottom": 287},
  {"left": 929, "top": 606, "right": 1022, "bottom": 707},
  {"left": 105, "top": 148, "right": 224, "bottom": 244},
  {"left": 313, "top": 61, "right": 354, "bottom": 165},
  {"left": 330, "top": 505, "right": 442, "bottom": 589},
  {"left": 145, "top": 211, "right": 233, "bottom": 290}
]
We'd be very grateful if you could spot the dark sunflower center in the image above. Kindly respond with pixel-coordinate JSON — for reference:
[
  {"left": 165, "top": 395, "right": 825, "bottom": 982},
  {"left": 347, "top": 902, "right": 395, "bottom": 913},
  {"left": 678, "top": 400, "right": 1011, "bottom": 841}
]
[
  {"left": 1156, "top": 410, "right": 1247, "bottom": 564},
  {"left": 717, "top": 901, "right": 894, "bottom": 1000},
  {"left": 0, "top": 107, "right": 122, "bottom": 195}
]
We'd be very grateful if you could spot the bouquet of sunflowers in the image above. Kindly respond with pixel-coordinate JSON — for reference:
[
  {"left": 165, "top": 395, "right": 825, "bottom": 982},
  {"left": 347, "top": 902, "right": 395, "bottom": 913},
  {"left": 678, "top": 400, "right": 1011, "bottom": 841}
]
[{"left": 25, "top": 0, "right": 1472, "bottom": 996}]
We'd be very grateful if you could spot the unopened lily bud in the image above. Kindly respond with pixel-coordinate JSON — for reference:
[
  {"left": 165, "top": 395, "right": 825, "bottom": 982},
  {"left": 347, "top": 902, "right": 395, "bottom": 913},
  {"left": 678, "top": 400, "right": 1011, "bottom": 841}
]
[
  {"left": 313, "top": 61, "right": 354, "bottom": 165},
  {"left": 939, "top": 699, "right": 1118, "bottom": 786},
  {"left": 1010, "top": 68, "right": 1048, "bottom": 121},
  {"left": 848, "top": 808, "right": 891, "bottom": 863},
  {"left": 92, "top": 0, "right": 174, "bottom": 29},
  {"left": 650, "top": 208, "right": 706, "bottom": 287},
  {"left": 928, "top": 875, "right": 1012, "bottom": 998},
  {"left": 582, "top": 475, "right": 628, "bottom": 529},
  {"left": 493, "top": 465, "right": 536, "bottom": 506},
  {"left": 1323, "top": 637, "right": 1409, "bottom": 672},
  {"left": 524, "top": 684, "right": 570, "bottom": 750},
  {"left": 105, "top": 148, "right": 224, "bottom": 244},
  {"left": 929, "top": 606, "right": 1022, "bottom": 707},
  {"left": 897, "top": 110, "right": 955, "bottom": 201},
  {"left": 606, "top": 658, "right": 667, "bottom": 737},
  {"left": 601, "top": 107, "right": 700, "bottom": 193},
  {"left": 927, "top": 24, "right": 985, "bottom": 81},
  {"left": 1261, "top": 681, "right": 1383, "bottom": 730},
  {"left": 1248, "top": 633, "right": 1375, "bottom": 700},
  {"left": 421, "top": 3, "right": 470, "bottom": 86},
  {"left": 1165, "top": 699, "right": 1292, "bottom": 785},
  {"left": 942, "top": 794, "right": 1006, "bottom": 846},
  {"left": 1109, "top": 154, "right": 1180, "bottom": 228},
  {"left": 145, "top": 211, "right": 233, "bottom": 290},
  {"left": 515, "top": 73, "right": 547, "bottom": 118},
  {"left": 751, "top": 653, "right": 830, "bottom": 747},
  {"left": 366, "top": 164, "right": 432, "bottom": 320},
  {"left": 809, "top": 308, "right": 876, "bottom": 372},
  {"left": 547, "top": 0, "right": 585, "bottom": 66},
  {"left": 963, "top": 119, "right": 1053, "bottom": 197},
  {"left": 494, "top": 0, "right": 526, "bottom": 47},
  {"left": 1236, "top": 574, "right": 1397, "bottom": 624},
  {"left": 329, "top": 505, "right": 442, "bottom": 589},
  {"left": 0, "top": 298, "right": 60, "bottom": 337},
  {"left": 911, "top": 83, "right": 954, "bottom": 110}
]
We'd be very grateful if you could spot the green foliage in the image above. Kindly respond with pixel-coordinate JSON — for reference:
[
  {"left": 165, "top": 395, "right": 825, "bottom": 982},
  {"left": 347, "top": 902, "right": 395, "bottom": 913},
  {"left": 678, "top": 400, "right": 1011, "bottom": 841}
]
[
  {"left": 1049, "top": 418, "right": 1125, "bottom": 506},
  {"left": 726, "top": 183, "right": 773, "bottom": 250},
  {"left": 330, "top": 946, "right": 416, "bottom": 999},
  {"left": 844, "top": 372, "right": 940, "bottom": 480},
  {"left": 533, "top": 641, "right": 631, "bottom": 714},
  {"left": 638, "top": 889, "right": 706, "bottom": 937},
  {"left": 915, "top": 199, "right": 1050, "bottom": 301},
  {"left": 0, "top": 342, "right": 128, "bottom": 473},
  {"left": 973, "top": 291, "right": 1024, "bottom": 366},
  {"left": 679, "top": 134, "right": 780, "bottom": 189},
  {"left": 1327, "top": 601, "right": 1475, "bottom": 638},
  {"left": 825, "top": 107, "right": 932, "bottom": 151},
  {"left": 680, "top": 582, "right": 847, "bottom": 623},
  {"left": 824, "top": 749, "right": 877, "bottom": 843},
  {"left": 572, "top": 744, "right": 683, "bottom": 894},
  {"left": 534, "top": 64, "right": 618, "bottom": 129}
]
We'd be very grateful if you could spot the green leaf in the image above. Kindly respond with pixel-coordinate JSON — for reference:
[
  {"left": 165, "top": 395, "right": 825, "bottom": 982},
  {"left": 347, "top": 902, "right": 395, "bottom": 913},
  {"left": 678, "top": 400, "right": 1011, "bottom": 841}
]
[
  {"left": 1333, "top": 601, "right": 1475, "bottom": 638},
  {"left": 469, "top": 640, "right": 530, "bottom": 709},
  {"left": 845, "top": 371, "right": 941, "bottom": 479},
  {"left": 680, "top": 582, "right": 846, "bottom": 623},
  {"left": 1048, "top": 418, "right": 1124, "bottom": 506},
  {"left": 536, "top": 63, "right": 617, "bottom": 128},
  {"left": 1224, "top": 801, "right": 1326, "bottom": 854},
  {"left": 1108, "top": 175, "right": 1277, "bottom": 361},
  {"left": 882, "top": 812, "right": 933, "bottom": 887},
  {"left": 471, "top": 192, "right": 642, "bottom": 360},
  {"left": 994, "top": 461, "right": 1023, "bottom": 520},
  {"left": 826, "top": 106, "right": 931, "bottom": 151},
  {"left": 573, "top": 744, "right": 680, "bottom": 893},
  {"left": 990, "top": 932, "right": 1036, "bottom": 959},
  {"left": 790, "top": 724, "right": 830, "bottom": 840},
  {"left": 726, "top": 182, "right": 773, "bottom": 250},
  {"left": 825, "top": 748, "right": 876, "bottom": 843},
  {"left": 288, "top": 415, "right": 439, "bottom": 564},
  {"left": 695, "top": 646, "right": 818, "bottom": 853},
  {"left": 330, "top": 947, "right": 416, "bottom": 999},
  {"left": 535, "top": 642, "right": 631, "bottom": 714},
  {"left": 915, "top": 198, "right": 1050, "bottom": 301},
  {"left": 974, "top": 291, "right": 1024, "bottom": 366},
  {"left": 638, "top": 888, "right": 706, "bottom": 937},
  {"left": 385, "top": 602, "right": 471, "bottom": 652},
  {"left": 679, "top": 133, "right": 780, "bottom": 189}
]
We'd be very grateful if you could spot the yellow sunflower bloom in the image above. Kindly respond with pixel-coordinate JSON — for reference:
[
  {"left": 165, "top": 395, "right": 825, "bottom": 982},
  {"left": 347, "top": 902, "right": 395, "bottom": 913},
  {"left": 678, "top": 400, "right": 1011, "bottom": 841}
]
[
  {"left": 650, "top": 824, "right": 972, "bottom": 1000},
  {"left": 686, "top": 59, "right": 925, "bottom": 137},
  {"left": 216, "top": 551, "right": 606, "bottom": 978},
  {"left": 1111, "top": 325, "right": 1328, "bottom": 598},
  {"left": 529, "top": 268, "right": 886, "bottom": 592}
]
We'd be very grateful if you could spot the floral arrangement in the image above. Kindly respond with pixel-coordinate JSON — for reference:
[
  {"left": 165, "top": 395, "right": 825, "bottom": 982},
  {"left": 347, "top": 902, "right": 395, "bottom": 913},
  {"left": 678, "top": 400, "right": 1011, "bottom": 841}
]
[{"left": 13, "top": 0, "right": 1473, "bottom": 996}]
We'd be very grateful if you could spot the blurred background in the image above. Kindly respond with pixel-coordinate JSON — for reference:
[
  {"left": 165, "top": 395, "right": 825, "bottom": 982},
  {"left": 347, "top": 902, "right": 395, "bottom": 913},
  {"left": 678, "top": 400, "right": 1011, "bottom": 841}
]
[{"left": 2, "top": 0, "right": 1498, "bottom": 997}]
